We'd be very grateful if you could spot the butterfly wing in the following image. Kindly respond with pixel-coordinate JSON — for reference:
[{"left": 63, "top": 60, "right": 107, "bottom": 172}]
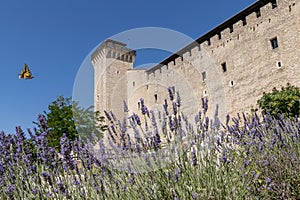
[
  {"left": 23, "top": 64, "right": 34, "bottom": 79},
  {"left": 19, "top": 69, "right": 25, "bottom": 79},
  {"left": 24, "top": 64, "right": 31, "bottom": 73}
]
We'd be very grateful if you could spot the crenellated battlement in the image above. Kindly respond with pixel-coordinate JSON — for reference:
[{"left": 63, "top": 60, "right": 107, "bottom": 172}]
[
  {"left": 143, "top": 0, "right": 297, "bottom": 74},
  {"left": 91, "top": 39, "right": 136, "bottom": 66}
]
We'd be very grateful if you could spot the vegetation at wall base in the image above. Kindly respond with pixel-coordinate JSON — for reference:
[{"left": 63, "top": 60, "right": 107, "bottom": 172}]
[
  {"left": 257, "top": 83, "right": 300, "bottom": 119},
  {"left": 1, "top": 90, "right": 300, "bottom": 199}
]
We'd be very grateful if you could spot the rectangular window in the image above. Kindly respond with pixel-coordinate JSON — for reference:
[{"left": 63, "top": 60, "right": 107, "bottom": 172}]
[
  {"left": 221, "top": 62, "right": 227, "bottom": 72},
  {"left": 218, "top": 33, "right": 221, "bottom": 40},
  {"left": 270, "top": 37, "right": 279, "bottom": 49},
  {"left": 154, "top": 94, "right": 158, "bottom": 102},
  {"left": 202, "top": 71, "right": 206, "bottom": 82}
]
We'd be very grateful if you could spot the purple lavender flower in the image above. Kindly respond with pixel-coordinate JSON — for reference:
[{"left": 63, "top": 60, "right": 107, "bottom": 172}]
[
  {"left": 174, "top": 168, "right": 181, "bottom": 182},
  {"left": 172, "top": 102, "right": 178, "bottom": 115},
  {"left": 163, "top": 99, "right": 169, "bottom": 116},
  {"left": 168, "top": 86, "right": 174, "bottom": 101},
  {"left": 5, "top": 184, "right": 15, "bottom": 198},
  {"left": 134, "top": 114, "right": 141, "bottom": 126},
  {"left": 104, "top": 110, "right": 112, "bottom": 121},
  {"left": 123, "top": 100, "right": 129, "bottom": 112},
  {"left": 176, "top": 91, "right": 181, "bottom": 107},
  {"left": 191, "top": 148, "right": 197, "bottom": 166},
  {"left": 192, "top": 192, "right": 198, "bottom": 199},
  {"left": 41, "top": 171, "right": 52, "bottom": 185},
  {"left": 141, "top": 104, "right": 148, "bottom": 116},
  {"left": 37, "top": 114, "right": 48, "bottom": 132},
  {"left": 226, "top": 114, "right": 230, "bottom": 125},
  {"left": 168, "top": 116, "right": 176, "bottom": 131},
  {"left": 110, "top": 111, "right": 117, "bottom": 121},
  {"left": 140, "top": 98, "right": 145, "bottom": 107},
  {"left": 201, "top": 97, "right": 208, "bottom": 114}
]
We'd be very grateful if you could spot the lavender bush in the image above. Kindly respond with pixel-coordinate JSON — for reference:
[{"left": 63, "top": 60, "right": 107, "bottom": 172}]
[{"left": 0, "top": 89, "right": 299, "bottom": 199}]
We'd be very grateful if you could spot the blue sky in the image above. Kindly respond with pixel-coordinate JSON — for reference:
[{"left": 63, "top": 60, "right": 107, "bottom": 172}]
[{"left": 0, "top": 0, "right": 256, "bottom": 134}]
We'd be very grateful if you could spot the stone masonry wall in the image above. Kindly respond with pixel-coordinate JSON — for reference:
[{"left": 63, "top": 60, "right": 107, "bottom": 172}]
[{"left": 92, "top": 0, "right": 300, "bottom": 123}]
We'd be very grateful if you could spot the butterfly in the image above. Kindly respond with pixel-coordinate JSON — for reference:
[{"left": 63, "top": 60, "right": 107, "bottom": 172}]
[{"left": 19, "top": 64, "right": 34, "bottom": 80}]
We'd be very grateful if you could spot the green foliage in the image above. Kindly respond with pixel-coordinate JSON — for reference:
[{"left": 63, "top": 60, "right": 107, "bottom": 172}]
[
  {"left": 257, "top": 83, "right": 300, "bottom": 119},
  {"left": 35, "top": 96, "right": 106, "bottom": 150}
]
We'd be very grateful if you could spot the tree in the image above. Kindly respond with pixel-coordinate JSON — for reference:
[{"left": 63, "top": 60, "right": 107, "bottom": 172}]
[
  {"left": 257, "top": 83, "right": 300, "bottom": 119},
  {"left": 35, "top": 96, "right": 106, "bottom": 150}
]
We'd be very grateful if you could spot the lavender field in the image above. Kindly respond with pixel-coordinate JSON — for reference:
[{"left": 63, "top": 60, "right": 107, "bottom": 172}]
[{"left": 1, "top": 90, "right": 300, "bottom": 199}]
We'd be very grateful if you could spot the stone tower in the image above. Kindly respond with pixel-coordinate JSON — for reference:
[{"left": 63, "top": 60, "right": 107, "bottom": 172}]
[{"left": 92, "top": 40, "right": 136, "bottom": 120}]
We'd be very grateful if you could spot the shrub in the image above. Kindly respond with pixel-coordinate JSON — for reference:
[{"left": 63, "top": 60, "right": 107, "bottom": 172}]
[{"left": 257, "top": 83, "right": 300, "bottom": 119}]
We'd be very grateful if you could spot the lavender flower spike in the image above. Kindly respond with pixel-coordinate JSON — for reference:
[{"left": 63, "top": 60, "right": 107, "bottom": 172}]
[{"left": 168, "top": 86, "right": 174, "bottom": 101}]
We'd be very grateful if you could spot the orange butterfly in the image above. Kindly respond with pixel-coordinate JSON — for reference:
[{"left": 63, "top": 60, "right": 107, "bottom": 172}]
[{"left": 19, "top": 64, "right": 34, "bottom": 80}]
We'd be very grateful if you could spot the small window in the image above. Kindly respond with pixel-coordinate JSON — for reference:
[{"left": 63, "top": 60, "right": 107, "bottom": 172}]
[
  {"left": 218, "top": 33, "right": 221, "bottom": 40},
  {"left": 256, "top": 9, "right": 261, "bottom": 18},
  {"left": 270, "top": 37, "right": 279, "bottom": 49},
  {"left": 229, "top": 80, "right": 234, "bottom": 87},
  {"left": 154, "top": 94, "right": 158, "bottom": 102},
  {"left": 271, "top": 0, "right": 277, "bottom": 9},
  {"left": 138, "top": 102, "right": 140, "bottom": 109},
  {"left": 133, "top": 82, "right": 135, "bottom": 87},
  {"left": 203, "top": 89, "right": 208, "bottom": 97},
  {"left": 277, "top": 61, "right": 282, "bottom": 68},
  {"left": 202, "top": 71, "right": 206, "bottom": 82},
  {"left": 221, "top": 62, "right": 227, "bottom": 72}
]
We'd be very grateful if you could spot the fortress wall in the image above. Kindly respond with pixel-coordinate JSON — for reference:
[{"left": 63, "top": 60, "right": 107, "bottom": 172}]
[
  {"left": 93, "top": 0, "right": 299, "bottom": 123},
  {"left": 190, "top": 0, "right": 300, "bottom": 117}
]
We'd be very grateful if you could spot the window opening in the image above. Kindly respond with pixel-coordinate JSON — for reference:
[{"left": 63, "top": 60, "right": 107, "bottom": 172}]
[
  {"left": 270, "top": 37, "right": 279, "bottom": 49},
  {"left": 221, "top": 62, "right": 227, "bottom": 72},
  {"left": 202, "top": 71, "right": 206, "bottom": 82},
  {"left": 277, "top": 61, "right": 282, "bottom": 68},
  {"left": 154, "top": 94, "right": 158, "bottom": 102}
]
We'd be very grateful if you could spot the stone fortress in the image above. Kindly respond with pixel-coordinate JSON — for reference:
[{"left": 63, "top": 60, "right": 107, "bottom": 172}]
[{"left": 92, "top": 0, "right": 299, "bottom": 122}]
